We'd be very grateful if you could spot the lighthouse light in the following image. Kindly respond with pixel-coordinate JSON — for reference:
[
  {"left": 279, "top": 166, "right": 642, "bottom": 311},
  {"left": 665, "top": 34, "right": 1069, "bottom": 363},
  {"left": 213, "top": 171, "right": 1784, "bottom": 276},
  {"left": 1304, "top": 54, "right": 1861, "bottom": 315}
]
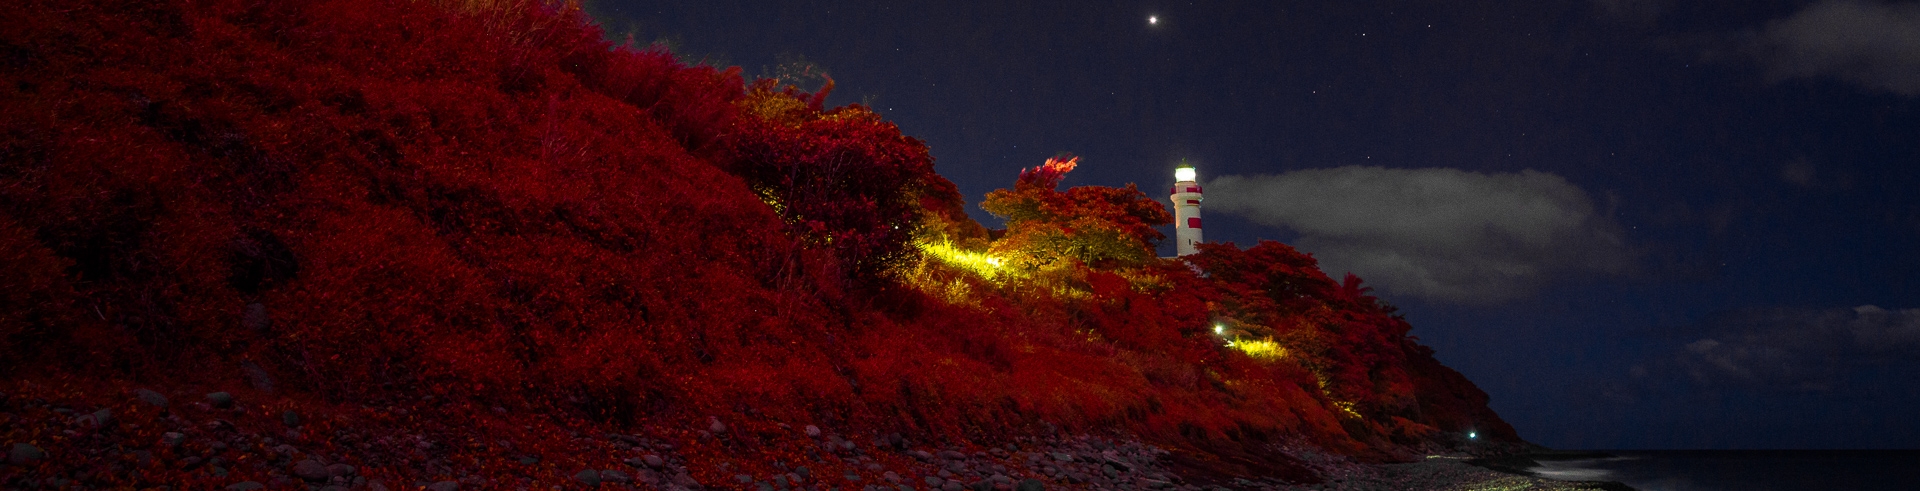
[{"left": 1174, "top": 167, "right": 1197, "bottom": 182}]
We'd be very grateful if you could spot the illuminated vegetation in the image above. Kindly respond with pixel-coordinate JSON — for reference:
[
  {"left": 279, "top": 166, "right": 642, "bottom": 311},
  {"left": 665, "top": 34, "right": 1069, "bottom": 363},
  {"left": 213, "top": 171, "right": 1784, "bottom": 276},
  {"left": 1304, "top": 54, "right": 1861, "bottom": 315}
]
[
  {"left": 1229, "top": 338, "right": 1291, "bottom": 360},
  {"left": 0, "top": 0, "right": 1519, "bottom": 486},
  {"left": 917, "top": 241, "right": 1006, "bottom": 278}
]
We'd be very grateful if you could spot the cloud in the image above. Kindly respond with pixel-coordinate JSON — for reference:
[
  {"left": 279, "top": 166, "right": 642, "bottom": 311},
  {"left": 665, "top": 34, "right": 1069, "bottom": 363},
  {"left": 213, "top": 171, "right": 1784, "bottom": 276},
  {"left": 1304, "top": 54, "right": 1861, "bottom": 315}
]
[
  {"left": 1757, "top": 0, "right": 1920, "bottom": 96},
  {"left": 1205, "top": 167, "right": 1631, "bottom": 304},
  {"left": 1636, "top": 305, "right": 1920, "bottom": 392}
]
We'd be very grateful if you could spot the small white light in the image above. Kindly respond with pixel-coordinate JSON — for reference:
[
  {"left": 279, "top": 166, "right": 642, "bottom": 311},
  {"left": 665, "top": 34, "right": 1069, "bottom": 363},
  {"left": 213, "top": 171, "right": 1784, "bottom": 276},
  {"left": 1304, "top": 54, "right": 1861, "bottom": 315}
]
[
  {"left": 1469, "top": 431, "right": 1478, "bottom": 439},
  {"left": 1149, "top": 15, "right": 1158, "bottom": 25},
  {"left": 1175, "top": 167, "right": 1197, "bottom": 182},
  {"left": 1213, "top": 325, "right": 1224, "bottom": 335}
]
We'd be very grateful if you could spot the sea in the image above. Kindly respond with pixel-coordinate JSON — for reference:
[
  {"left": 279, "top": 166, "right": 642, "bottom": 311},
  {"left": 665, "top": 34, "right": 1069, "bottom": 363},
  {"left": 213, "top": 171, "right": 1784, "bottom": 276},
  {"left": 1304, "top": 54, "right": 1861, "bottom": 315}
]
[{"left": 1527, "top": 450, "right": 1920, "bottom": 491}]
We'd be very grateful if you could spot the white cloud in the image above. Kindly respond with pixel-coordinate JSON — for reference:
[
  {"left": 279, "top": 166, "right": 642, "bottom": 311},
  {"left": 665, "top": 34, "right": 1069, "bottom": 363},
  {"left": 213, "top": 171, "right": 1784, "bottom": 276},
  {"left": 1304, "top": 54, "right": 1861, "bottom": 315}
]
[
  {"left": 1758, "top": 0, "right": 1920, "bottom": 96},
  {"left": 1652, "top": 306, "right": 1920, "bottom": 392},
  {"left": 1205, "top": 166, "right": 1631, "bottom": 304}
]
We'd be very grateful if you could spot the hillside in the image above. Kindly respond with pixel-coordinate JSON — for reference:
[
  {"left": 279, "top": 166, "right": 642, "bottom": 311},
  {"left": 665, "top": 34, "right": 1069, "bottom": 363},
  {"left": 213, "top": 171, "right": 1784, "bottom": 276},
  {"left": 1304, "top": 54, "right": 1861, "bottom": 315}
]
[{"left": 2, "top": 0, "right": 1522, "bottom": 489}]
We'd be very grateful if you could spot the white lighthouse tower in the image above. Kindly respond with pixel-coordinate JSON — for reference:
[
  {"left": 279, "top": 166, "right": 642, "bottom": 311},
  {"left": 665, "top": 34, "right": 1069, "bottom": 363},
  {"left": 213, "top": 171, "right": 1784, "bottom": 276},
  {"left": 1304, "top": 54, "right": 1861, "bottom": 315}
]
[{"left": 1171, "top": 164, "right": 1203, "bottom": 256}]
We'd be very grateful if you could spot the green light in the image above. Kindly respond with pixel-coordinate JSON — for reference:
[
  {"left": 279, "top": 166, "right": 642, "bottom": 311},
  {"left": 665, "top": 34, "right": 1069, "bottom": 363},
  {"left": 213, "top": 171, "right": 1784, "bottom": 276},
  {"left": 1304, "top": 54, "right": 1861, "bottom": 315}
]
[
  {"left": 1175, "top": 167, "right": 1197, "bottom": 182},
  {"left": 1469, "top": 431, "right": 1478, "bottom": 439}
]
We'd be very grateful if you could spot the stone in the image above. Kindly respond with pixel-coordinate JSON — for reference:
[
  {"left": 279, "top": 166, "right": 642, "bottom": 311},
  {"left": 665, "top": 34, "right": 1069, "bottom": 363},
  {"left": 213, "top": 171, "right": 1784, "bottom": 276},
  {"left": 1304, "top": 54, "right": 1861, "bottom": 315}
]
[
  {"left": 206, "top": 392, "right": 234, "bottom": 408},
  {"left": 708, "top": 417, "right": 727, "bottom": 434},
  {"left": 574, "top": 469, "right": 601, "bottom": 486},
  {"left": 75, "top": 408, "right": 111, "bottom": 427},
  {"left": 925, "top": 476, "right": 945, "bottom": 487},
  {"left": 1050, "top": 453, "right": 1074, "bottom": 462},
  {"left": 224, "top": 482, "right": 265, "bottom": 491},
  {"left": 804, "top": 425, "right": 822, "bottom": 438},
  {"left": 941, "top": 481, "right": 964, "bottom": 491},
  {"left": 327, "top": 463, "right": 355, "bottom": 477},
  {"left": 8, "top": 443, "right": 46, "bottom": 466},
  {"left": 281, "top": 410, "right": 300, "bottom": 427},
  {"left": 292, "top": 459, "right": 330, "bottom": 481},
  {"left": 643, "top": 454, "right": 665, "bottom": 468},
  {"left": 601, "top": 469, "right": 631, "bottom": 483},
  {"left": 161, "top": 432, "right": 187, "bottom": 447},
  {"left": 136, "top": 389, "right": 169, "bottom": 408},
  {"left": 1016, "top": 479, "right": 1045, "bottom": 491},
  {"left": 427, "top": 481, "right": 459, "bottom": 491},
  {"left": 240, "top": 362, "right": 274, "bottom": 393},
  {"left": 240, "top": 361, "right": 275, "bottom": 392},
  {"left": 242, "top": 303, "right": 271, "bottom": 333}
]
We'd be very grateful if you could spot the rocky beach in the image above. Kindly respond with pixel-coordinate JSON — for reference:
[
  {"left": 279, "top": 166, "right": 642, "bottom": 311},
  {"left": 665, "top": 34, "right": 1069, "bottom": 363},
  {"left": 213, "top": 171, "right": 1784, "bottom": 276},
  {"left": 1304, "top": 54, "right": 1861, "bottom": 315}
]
[{"left": 3, "top": 380, "right": 1630, "bottom": 491}]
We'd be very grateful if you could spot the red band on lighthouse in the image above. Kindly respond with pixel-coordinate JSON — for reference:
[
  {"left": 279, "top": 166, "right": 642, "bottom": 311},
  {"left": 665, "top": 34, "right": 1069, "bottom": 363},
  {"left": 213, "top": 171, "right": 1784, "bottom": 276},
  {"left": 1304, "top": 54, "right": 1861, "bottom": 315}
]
[{"left": 1187, "top": 217, "right": 1202, "bottom": 229}]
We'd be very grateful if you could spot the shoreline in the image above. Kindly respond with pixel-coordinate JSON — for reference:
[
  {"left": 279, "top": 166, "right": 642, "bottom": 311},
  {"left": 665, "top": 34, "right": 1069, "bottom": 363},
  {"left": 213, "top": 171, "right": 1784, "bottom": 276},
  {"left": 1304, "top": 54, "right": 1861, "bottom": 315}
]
[{"left": 3, "top": 377, "right": 1639, "bottom": 491}]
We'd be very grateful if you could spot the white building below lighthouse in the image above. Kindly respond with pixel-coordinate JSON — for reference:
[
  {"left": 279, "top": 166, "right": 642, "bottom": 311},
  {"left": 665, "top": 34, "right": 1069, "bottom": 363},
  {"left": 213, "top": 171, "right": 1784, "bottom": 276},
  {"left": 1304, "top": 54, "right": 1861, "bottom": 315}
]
[{"left": 1171, "top": 165, "right": 1203, "bottom": 256}]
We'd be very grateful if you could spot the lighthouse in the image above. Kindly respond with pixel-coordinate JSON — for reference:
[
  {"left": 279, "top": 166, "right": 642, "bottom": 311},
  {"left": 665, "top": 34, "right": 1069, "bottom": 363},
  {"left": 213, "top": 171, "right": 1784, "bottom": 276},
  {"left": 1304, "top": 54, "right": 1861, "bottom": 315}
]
[{"left": 1171, "top": 164, "right": 1203, "bottom": 256}]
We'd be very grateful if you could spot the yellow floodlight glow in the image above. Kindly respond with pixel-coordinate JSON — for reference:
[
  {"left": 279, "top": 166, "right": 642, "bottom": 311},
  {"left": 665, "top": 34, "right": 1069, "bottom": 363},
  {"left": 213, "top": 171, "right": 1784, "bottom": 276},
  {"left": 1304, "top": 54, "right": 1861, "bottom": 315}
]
[
  {"left": 1229, "top": 338, "right": 1288, "bottom": 360},
  {"left": 918, "top": 241, "right": 1005, "bottom": 277},
  {"left": 1334, "top": 401, "right": 1362, "bottom": 419},
  {"left": 1174, "top": 166, "right": 1197, "bottom": 182}
]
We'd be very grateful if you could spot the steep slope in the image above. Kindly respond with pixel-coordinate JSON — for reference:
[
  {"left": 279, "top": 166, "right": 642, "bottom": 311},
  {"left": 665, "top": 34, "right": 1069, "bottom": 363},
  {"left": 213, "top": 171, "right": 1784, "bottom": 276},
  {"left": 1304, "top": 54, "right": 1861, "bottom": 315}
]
[{"left": 0, "top": 0, "right": 1522, "bottom": 488}]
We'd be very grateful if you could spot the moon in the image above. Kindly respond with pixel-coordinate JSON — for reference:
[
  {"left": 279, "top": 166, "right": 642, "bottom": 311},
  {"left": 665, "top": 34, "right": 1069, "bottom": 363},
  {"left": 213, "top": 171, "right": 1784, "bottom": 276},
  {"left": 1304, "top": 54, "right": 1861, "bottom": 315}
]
[{"left": 1148, "top": 15, "right": 1158, "bottom": 25}]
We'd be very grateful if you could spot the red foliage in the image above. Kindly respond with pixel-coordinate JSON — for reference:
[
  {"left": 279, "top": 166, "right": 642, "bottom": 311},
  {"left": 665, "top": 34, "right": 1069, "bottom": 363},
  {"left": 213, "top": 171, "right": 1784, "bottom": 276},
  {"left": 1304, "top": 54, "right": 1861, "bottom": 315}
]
[
  {"left": 982, "top": 156, "right": 1172, "bottom": 269},
  {"left": 724, "top": 85, "right": 962, "bottom": 281},
  {"left": 0, "top": 1, "right": 1522, "bottom": 486}
]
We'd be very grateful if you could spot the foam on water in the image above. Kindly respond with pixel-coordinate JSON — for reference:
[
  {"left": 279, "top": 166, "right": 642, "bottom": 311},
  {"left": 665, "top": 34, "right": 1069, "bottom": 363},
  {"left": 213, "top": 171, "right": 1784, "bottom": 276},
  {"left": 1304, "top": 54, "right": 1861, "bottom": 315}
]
[
  {"left": 1528, "top": 460, "right": 1616, "bottom": 481},
  {"left": 1526, "top": 450, "right": 1920, "bottom": 491}
]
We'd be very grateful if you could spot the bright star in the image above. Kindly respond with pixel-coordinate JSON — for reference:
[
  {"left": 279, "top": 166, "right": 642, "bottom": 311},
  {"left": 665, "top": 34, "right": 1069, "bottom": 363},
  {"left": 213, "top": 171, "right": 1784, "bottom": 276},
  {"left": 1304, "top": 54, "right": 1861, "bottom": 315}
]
[{"left": 1148, "top": 15, "right": 1158, "bottom": 25}]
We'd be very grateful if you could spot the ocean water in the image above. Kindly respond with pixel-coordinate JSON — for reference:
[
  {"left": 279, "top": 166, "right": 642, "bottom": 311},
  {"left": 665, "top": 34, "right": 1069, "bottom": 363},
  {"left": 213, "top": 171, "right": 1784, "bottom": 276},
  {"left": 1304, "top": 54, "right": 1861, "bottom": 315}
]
[{"left": 1527, "top": 450, "right": 1920, "bottom": 491}]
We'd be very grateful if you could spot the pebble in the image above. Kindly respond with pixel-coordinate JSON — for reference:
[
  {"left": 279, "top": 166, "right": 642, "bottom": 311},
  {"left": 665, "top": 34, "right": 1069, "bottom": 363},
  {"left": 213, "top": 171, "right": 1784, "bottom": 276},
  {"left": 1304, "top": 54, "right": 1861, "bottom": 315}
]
[
  {"left": 74, "top": 407, "right": 111, "bottom": 427},
  {"left": 8, "top": 443, "right": 46, "bottom": 465},
  {"left": 574, "top": 469, "right": 601, "bottom": 485},
  {"left": 225, "top": 481, "right": 264, "bottom": 490},
  {"left": 293, "top": 459, "right": 330, "bottom": 481},
  {"left": 243, "top": 303, "right": 271, "bottom": 332},
  {"left": 207, "top": 392, "right": 234, "bottom": 408},
  {"left": 136, "top": 388, "right": 169, "bottom": 408},
  {"left": 427, "top": 481, "right": 459, "bottom": 491},
  {"left": 602, "top": 469, "right": 631, "bottom": 483}
]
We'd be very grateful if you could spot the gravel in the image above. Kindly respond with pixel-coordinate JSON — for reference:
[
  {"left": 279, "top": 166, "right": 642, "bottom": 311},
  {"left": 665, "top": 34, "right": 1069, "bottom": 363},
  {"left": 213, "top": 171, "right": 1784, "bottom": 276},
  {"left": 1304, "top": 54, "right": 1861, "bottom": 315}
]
[{"left": 0, "top": 381, "right": 1630, "bottom": 491}]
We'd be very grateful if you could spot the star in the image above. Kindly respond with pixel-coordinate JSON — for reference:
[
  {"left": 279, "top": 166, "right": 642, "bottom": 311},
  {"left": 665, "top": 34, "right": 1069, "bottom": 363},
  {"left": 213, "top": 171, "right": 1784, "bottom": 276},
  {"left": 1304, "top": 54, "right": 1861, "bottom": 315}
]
[{"left": 1148, "top": 15, "right": 1158, "bottom": 25}]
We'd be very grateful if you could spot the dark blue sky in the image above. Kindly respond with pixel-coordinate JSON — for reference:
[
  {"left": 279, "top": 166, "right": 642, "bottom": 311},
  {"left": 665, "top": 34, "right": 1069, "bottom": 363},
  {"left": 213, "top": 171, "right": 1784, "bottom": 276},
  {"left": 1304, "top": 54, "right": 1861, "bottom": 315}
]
[{"left": 589, "top": 0, "right": 1920, "bottom": 449}]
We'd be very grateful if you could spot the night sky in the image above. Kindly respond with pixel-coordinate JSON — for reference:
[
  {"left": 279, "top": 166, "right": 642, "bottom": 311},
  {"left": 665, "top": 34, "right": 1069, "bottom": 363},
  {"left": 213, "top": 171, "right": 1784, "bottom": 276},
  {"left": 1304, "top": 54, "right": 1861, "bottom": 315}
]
[{"left": 587, "top": 1, "right": 1920, "bottom": 450}]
